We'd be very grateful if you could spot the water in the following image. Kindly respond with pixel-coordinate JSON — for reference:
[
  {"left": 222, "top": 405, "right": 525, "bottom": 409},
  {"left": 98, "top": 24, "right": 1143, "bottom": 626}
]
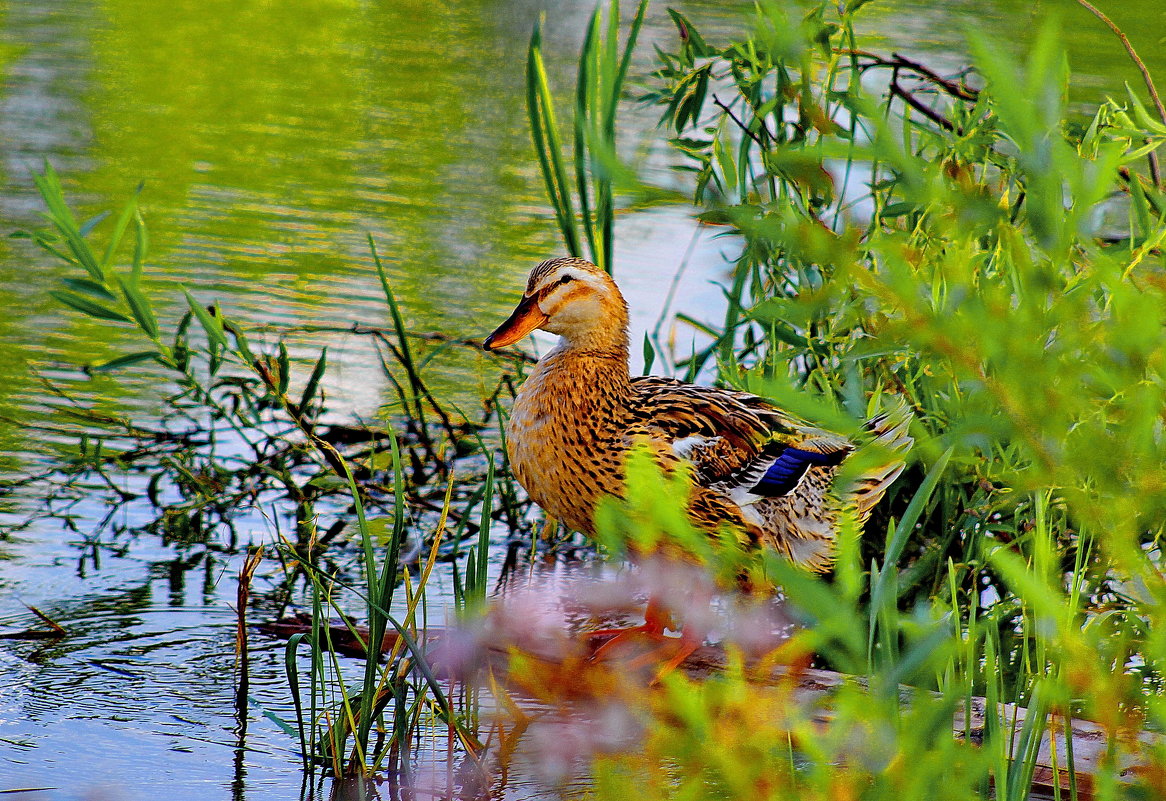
[{"left": 1, "top": 0, "right": 1164, "bottom": 797}]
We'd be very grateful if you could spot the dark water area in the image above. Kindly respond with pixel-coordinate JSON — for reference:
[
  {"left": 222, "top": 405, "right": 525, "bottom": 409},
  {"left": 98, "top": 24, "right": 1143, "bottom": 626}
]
[{"left": 1, "top": 0, "right": 1164, "bottom": 798}]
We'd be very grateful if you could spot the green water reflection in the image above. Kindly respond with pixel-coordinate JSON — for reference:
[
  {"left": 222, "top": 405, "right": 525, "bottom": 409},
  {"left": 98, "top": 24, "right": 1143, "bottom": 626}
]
[{"left": 1, "top": 0, "right": 1164, "bottom": 477}]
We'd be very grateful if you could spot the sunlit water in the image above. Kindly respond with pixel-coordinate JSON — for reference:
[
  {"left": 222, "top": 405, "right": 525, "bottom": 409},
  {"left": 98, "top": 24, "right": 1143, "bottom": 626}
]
[{"left": 1, "top": 0, "right": 1164, "bottom": 797}]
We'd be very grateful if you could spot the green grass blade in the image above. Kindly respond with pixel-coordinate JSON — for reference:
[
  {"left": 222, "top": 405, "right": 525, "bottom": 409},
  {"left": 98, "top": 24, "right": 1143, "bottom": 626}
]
[
  {"left": 613, "top": 0, "right": 650, "bottom": 126},
  {"left": 89, "top": 351, "right": 161, "bottom": 372},
  {"left": 575, "top": 9, "right": 601, "bottom": 265},
  {"left": 298, "top": 347, "right": 328, "bottom": 412},
  {"left": 131, "top": 209, "right": 148, "bottom": 283},
  {"left": 884, "top": 445, "right": 953, "bottom": 569},
  {"left": 284, "top": 632, "right": 311, "bottom": 765},
  {"left": 50, "top": 290, "right": 133, "bottom": 323},
  {"left": 100, "top": 184, "right": 142, "bottom": 270},
  {"left": 62, "top": 277, "right": 118, "bottom": 302},
  {"left": 370, "top": 236, "right": 428, "bottom": 430},
  {"left": 33, "top": 163, "right": 104, "bottom": 281},
  {"left": 527, "top": 18, "right": 582, "bottom": 256},
  {"left": 116, "top": 276, "right": 160, "bottom": 339}
]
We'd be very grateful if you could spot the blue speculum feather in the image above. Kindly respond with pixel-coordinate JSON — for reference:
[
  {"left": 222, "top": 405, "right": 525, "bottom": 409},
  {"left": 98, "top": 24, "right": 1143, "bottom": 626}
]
[{"left": 749, "top": 447, "right": 847, "bottom": 497}]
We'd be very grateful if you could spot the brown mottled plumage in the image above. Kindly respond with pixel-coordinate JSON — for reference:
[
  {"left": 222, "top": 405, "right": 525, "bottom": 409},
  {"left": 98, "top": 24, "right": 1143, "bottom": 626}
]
[{"left": 484, "top": 257, "right": 912, "bottom": 573}]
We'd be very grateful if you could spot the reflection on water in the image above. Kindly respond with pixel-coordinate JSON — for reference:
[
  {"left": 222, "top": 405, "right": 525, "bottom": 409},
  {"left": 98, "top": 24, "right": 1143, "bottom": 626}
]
[{"left": 1, "top": 0, "right": 1164, "bottom": 797}]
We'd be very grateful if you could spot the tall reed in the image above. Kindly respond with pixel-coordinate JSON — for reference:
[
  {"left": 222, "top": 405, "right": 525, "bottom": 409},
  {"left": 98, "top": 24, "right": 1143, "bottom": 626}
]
[{"left": 526, "top": 0, "right": 648, "bottom": 273}]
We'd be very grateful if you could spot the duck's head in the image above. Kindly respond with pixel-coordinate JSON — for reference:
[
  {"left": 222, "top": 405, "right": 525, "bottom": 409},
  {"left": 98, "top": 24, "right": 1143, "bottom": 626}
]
[{"left": 483, "top": 257, "right": 628, "bottom": 352}]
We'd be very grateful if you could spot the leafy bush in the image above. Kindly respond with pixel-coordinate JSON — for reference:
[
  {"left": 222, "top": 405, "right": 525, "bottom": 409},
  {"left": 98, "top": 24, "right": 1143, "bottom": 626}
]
[{"left": 523, "top": 1, "right": 1166, "bottom": 797}]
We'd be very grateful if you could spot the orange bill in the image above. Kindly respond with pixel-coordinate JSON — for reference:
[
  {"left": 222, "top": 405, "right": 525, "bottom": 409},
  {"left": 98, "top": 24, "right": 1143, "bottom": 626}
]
[{"left": 483, "top": 294, "right": 548, "bottom": 351}]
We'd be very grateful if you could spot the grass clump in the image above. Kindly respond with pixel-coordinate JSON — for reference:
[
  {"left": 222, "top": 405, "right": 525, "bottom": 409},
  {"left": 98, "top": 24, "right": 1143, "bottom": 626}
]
[{"left": 518, "top": 0, "right": 1166, "bottom": 796}]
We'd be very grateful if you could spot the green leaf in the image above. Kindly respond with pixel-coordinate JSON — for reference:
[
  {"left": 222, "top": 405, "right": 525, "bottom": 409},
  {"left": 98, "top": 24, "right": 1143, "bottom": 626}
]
[
  {"left": 50, "top": 290, "right": 133, "bottom": 323},
  {"left": 1128, "top": 171, "right": 1153, "bottom": 239},
  {"left": 307, "top": 474, "right": 348, "bottom": 491},
  {"left": 131, "top": 209, "right": 148, "bottom": 282},
  {"left": 277, "top": 342, "right": 291, "bottom": 395},
  {"left": 33, "top": 162, "right": 77, "bottom": 228},
  {"left": 527, "top": 18, "right": 582, "bottom": 258},
  {"left": 667, "top": 9, "right": 713, "bottom": 58},
  {"left": 231, "top": 324, "right": 255, "bottom": 362},
  {"left": 101, "top": 187, "right": 141, "bottom": 270},
  {"left": 182, "top": 290, "right": 229, "bottom": 349},
  {"left": 88, "top": 351, "right": 161, "bottom": 372},
  {"left": 641, "top": 332, "right": 656, "bottom": 375},
  {"left": 364, "top": 516, "right": 397, "bottom": 546},
  {"left": 79, "top": 211, "right": 110, "bottom": 237},
  {"left": 62, "top": 278, "right": 117, "bottom": 302},
  {"left": 283, "top": 633, "right": 310, "bottom": 764},
  {"left": 713, "top": 123, "right": 738, "bottom": 194},
  {"left": 879, "top": 201, "right": 918, "bottom": 219},
  {"left": 299, "top": 347, "right": 328, "bottom": 411},
  {"left": 32, "top": 163, "right": 104, "bottom": 281},
  {"left": 885, "top": 445, "right": 953, "bottom": 569},
  {"left": 1126, "top": 84, "right": 1166, "bottom": 135},
  {"left": 116, "top": 276, "right": 160, "bottom": 339}
]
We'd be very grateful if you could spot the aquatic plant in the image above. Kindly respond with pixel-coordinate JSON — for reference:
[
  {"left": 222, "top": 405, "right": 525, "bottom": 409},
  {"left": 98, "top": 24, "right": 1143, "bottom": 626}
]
[
  {"left": 15, "top": 166, "right": 515, "bottom": 778},
  {"left": 526, "top": 0, "right": 648, "bottom": 273},
  {"left": 538, "top": 1, "right": 1166, "bottom": 798}
]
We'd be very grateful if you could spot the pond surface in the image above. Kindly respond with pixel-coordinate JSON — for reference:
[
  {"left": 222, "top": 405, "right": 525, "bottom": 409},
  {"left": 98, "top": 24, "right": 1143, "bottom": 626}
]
[{"left": 1, "top": 0, "right": 1164, "bottom": 798}]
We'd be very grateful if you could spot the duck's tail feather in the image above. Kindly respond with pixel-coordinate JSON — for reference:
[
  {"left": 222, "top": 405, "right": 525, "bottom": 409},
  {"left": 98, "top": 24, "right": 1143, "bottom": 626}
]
[
  {"left": 845, "top": 396, "right": 914, "bottom": 523},
  {"left": 747, "top": 396, "right": 913, "bottom": 573}
]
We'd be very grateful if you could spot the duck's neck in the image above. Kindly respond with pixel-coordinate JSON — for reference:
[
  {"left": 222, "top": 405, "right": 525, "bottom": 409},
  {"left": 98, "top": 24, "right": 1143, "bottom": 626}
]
[
  {"left": 527, "top": 333, "right": 633, "bottom": 409},
  {"left": 543, "top": 335, "right": 630, "bottom": 378}
]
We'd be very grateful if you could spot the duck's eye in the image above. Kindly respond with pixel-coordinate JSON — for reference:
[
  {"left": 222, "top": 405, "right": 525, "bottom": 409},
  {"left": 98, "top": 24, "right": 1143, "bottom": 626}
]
[{"left": 559, "top": 275, "right": 574, "bottom": 286}]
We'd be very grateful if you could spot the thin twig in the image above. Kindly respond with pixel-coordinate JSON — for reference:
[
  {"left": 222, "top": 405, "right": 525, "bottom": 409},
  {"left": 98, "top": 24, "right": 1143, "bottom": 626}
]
[
  {"left": 713, "top": 95, "right": 766, "bottom": 149},
  {"left": 1075, "top": 0, "right": 1164, "bottom": 185},
  {"left": 891, "top": 77, "right": 957, "bottom": 133},
  {"left": 846, "top": 50, "right": 978, "bottom": 102}
]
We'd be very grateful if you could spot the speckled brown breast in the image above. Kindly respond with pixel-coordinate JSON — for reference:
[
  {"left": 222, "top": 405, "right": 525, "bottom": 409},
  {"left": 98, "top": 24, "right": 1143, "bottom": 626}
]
[{"left": 505, "top": 347, "right": 630, "bottom": 535}]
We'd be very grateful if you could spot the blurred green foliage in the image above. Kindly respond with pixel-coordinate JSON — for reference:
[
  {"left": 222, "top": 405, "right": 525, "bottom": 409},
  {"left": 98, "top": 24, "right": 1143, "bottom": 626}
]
[
  {"left": 580, "top": 1, "right": 1166, "bottom": 797},
  {"left": 648, "top": 0, "right": 1166, "bottom": 627}
]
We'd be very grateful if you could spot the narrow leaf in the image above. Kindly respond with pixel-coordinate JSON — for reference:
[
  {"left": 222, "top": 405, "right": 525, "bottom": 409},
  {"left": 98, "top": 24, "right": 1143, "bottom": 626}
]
[
  {"left": 101, "top": 185, "right": 142, "bottom": 269},
  {"left": 131, "top": 209, "right": 148, "bottom": 282},
  {"left": 88, "top": 351, "right": 161, "bottom": 372},
  {"left": 50, "top": 290, "right": 133, "bottom": 323},
  {"left": 62, "top": 278, "right": 117, "bottom": 302},
  {"left": 183, "top": 290, "right": 230, "bottom": 349},
  {"left": 116, "top": 276, "right": 160, "bottom": 339},
  {"left": 299, "top": 348, "right": 328, "bottom": 411},
  {"left": 79, "top": 211, "right": 110, "bottom": 237}
]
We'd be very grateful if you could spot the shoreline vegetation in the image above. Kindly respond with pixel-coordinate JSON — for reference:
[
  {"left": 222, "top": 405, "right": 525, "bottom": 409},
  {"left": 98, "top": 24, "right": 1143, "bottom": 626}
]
[{"left": 7, "top": 1, "right": 1166, "bottom": 798}]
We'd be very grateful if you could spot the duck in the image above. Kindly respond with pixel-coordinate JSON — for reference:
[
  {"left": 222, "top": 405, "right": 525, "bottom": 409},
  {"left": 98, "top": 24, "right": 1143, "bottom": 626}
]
[{"left": 483, "top": 257, "right": 912, "bottom": 666}]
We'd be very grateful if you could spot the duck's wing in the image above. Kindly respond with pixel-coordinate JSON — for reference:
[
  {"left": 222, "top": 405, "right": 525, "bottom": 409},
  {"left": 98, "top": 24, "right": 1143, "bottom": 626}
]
[{"left": 627, "top": 376, "right": 852, "bottom": 504}]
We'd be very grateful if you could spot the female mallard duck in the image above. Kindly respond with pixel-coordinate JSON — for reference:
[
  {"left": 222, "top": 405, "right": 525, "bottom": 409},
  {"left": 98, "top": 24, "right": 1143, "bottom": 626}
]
[{"left": 484, "top": 257, "right": 913, "bottom": 580}]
